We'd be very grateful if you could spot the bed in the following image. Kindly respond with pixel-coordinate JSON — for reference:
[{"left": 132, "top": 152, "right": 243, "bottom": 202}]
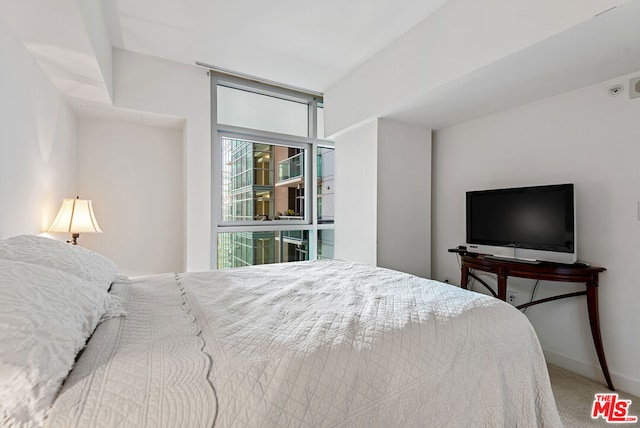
[{"left": 0, "top": 235, "right": 562, "bottom": 427}]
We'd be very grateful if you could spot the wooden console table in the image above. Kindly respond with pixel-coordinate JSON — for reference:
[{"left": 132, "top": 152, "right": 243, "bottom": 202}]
[{"left": 459, "top": 253, "right": 614, "bottom": 391}]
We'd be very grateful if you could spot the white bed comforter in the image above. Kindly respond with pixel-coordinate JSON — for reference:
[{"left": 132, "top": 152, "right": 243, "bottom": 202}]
[{"left": 46, "top": 260, "right": 561, "bottom": 427}]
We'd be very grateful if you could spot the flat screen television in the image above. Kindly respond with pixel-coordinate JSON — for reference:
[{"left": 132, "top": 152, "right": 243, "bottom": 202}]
[{"left": 465, "top": 183, "right": 576, "bottom": 264}]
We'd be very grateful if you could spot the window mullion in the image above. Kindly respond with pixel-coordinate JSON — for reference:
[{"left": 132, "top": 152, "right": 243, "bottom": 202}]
[{"left": 211, "top": 72, "right": 221, "bottom": 269}]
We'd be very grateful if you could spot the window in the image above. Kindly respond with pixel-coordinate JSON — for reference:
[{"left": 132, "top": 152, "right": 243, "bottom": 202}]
[
  {"left": 212, "top": 75, "right": 334, "bottom": 269},
  {"left": 217, "top": 85, "right": 308, "bottom": 137},
  {"left": 217, "top": 230, "right": 310, "bottom": 268},
  {"left": 221, "top": 137, "right": 307, "bottom": 222},
  {"left": 317, "top": 146, "right": 334, "bottom": 223}
]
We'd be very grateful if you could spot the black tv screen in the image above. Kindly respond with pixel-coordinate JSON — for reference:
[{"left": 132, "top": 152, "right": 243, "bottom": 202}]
[{"left": 466, "top": 184, "right": 575, "bottom": 257}]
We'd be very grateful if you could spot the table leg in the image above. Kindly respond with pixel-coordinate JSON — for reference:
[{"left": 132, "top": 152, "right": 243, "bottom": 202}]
[
  {"left": 461, "top": 266, "right": 469, "bottom": 290},
  {"left": 586, "top": 284, "right": 615, "bottom": 391},
  {"left": 497, "top": 268, "right": 507, "bottom": 301}
]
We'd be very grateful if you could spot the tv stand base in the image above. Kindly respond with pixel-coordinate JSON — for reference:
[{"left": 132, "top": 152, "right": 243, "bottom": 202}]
[{"left": 459, "top": 253, "right": 614, "bottom": 391}]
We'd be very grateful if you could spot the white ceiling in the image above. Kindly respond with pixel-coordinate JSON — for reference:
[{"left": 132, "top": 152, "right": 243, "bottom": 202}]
[
  {"left": 103, "top": 0, "right": 449, "bottom": 93},
  {"left": 4, "top": 0, "right": 639, "bottom": 130}
]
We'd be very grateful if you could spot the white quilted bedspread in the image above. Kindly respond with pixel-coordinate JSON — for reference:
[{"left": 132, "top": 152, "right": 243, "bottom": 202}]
[
  {"left": 46, "top": 260, "right": 562, "bottom": 427},
  {"left": 46, "top": 275, "right": 216, "bottom": 427}
]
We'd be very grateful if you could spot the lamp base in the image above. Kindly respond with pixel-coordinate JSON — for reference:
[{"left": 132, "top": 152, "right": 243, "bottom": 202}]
[{"left": 67, "top": 233, "right": 80, "bottom": 245}]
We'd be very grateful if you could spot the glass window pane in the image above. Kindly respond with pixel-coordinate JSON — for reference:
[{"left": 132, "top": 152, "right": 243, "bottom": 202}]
[
  {"left": 217, "top": 230, "right": 309, "bottom": 269},
  {"left": 317, "top": 147, "right": 335, "bottom": 224},
  {"left": 316, "top": 105, "right": 334, "bottom": 141},
  {"left": 318, "top": 229, "right": 335, "bottom": 260},
  {"left": 317, "top": 105, "right": 325, "bottom": 140},
  {"left": 222, "top": 137, "right": 307, "bottom": 222},
  {"left": 218, "top": 86, "right": 308, "bottom": 137}
]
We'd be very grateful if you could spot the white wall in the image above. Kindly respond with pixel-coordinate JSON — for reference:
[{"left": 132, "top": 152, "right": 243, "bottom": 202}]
[
  {"left": 377, "top": 119, "right": 431, "bottom": 277},
  {"left": 0, "top": 18, "right": 78, "bottom": 238},
  {"left": 112, "top": 49, "right": 211, "bottom": 271},
  {"left": 432, "top": 71, "right": 640, "bottom": 396},
  {"left": 334, "top": 118, "right": 432, "bottom": 278},
  {"left": 334, "top": 120, "right": 378, "bottom": 265},
  {"left": 76, "top": 0, "right": 113, "bottom": 99},
  {"left": 0, "top": 0, "right": 113, "bottom": 105},
  {"left": 78, "top": 118, "right": 184, "bottom": 276}
]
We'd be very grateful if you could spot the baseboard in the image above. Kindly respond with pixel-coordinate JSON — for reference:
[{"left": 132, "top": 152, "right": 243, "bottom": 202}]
[{"left": 543, "top": 349, "right": 640, "bottom": 398}]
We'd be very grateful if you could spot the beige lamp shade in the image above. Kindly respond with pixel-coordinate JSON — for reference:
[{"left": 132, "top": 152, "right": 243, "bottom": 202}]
[{"left": 48, "top": 198, "right": 102, "bottom": 235}]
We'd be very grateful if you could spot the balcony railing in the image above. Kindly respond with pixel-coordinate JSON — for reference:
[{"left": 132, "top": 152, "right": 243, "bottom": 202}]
[{"left": 277, "top": 153, "right": 303, "bottom": 183}]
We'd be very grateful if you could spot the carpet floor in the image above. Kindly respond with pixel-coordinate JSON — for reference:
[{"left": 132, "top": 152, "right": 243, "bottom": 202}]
[{"left": 548, "top": 364, "right": 640, "bottom": 427}]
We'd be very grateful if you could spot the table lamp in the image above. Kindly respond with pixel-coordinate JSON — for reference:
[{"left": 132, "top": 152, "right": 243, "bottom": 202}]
[{"left": 47, "top": 196, "right": 102, "bottom": 245}]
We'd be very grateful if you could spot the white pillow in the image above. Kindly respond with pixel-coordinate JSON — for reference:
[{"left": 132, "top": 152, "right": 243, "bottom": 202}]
[
  {"left": 0, "top": 235, "right": 118, "bottom": 291},
  {"left": 0, "top": 259, "right": 113, "bottom": 427}
]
